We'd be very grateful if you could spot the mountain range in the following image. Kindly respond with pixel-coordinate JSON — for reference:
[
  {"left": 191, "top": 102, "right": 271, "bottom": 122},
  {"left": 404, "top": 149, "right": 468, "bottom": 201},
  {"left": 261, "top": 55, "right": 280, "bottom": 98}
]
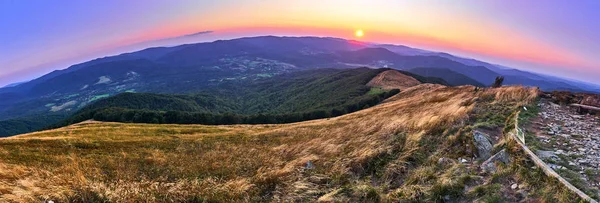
[{"left": 1, "top": 36, "right": 599, "bottom": 136}]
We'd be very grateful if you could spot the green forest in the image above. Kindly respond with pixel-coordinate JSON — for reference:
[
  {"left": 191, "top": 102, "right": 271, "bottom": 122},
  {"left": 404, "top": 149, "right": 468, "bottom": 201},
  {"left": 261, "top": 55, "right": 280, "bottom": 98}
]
[
  {"left": 54, "top": 68, "right": 410, "bottom": 126},
  {"left": 57, "top": 89, "right": 398, "bottom": 126},
  {"left": 3, "top": 68, "right": 446, "bottom": 136}
]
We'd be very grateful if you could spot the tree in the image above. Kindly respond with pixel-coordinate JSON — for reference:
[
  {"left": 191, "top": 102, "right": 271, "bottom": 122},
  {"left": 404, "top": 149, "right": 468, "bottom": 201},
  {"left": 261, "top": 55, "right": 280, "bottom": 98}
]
[{"left": 492, "top": 76, "right": 504, "bottom": 88}]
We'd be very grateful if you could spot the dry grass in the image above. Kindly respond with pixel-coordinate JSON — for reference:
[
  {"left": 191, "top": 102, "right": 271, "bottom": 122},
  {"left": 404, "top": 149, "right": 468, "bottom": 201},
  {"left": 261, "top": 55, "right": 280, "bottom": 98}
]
[
  {"left": 0, "top": 85, "right": 575, "bottom": 202},
  {"left": 366, "top": 70, "right": 421, "bottom": 90}
]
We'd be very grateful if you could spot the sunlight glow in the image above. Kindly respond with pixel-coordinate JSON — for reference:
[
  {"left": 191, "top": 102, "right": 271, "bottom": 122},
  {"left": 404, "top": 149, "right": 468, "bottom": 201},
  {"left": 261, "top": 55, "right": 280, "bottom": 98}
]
[{"left": 355, "top": 29, "right": 364, "bottom": 37}]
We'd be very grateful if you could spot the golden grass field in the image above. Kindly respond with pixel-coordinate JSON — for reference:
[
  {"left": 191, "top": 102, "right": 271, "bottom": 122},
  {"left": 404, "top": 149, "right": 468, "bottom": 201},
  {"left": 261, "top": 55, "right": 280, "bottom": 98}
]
[{"left": 0, "top": 85, "right": 583, "bottom": 202}]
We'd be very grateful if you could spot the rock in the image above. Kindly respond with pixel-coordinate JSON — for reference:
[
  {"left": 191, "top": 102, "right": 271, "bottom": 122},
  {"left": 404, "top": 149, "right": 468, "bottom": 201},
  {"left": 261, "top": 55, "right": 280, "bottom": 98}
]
[
  {"left": 308, "top": 175, "right": 330, "bottom": 184},
  {"left": 438, "top": 157, "right": 452, "bottom": 166},
  {"left": 480, "top": 149, "right": 510, "bottom": 173},
  {"left": 516, "top": 190, "right": 528, "bottom": 199},
  {"left": 559, "top": 134, "right": 571, "bottom": 139},
  {"left": 548, "top": 163, "right": 565, "bottom": 170},
  {"left": 473, "top": 131, "right": 493, "bottom": 160},
  {"left": 571, "top": 115, "right": 583, "bottom": 119},
  {"left": 536, "top": 150, "right": 559, "bottom": 162},
  {"left": 511, "top": 183, "right": 518, "bottom": 190},
  {"left": 305, "top": 161, "right": 315, "bottom": 170},
  {"left": 481, "top": 162, "right": 497, "bottom": 173}
]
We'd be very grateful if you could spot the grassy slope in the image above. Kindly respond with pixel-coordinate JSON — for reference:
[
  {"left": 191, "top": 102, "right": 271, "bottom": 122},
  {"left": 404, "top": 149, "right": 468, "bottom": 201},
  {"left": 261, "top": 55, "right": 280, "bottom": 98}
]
[{"left": 0, "top": 85, "right": 582, "bottom": 202}]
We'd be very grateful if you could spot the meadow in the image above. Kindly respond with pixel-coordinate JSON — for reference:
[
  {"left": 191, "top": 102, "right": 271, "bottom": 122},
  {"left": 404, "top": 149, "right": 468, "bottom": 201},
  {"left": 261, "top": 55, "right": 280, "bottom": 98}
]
[{"left": 0, "top": 85, "right": 581, "bottom": 202}]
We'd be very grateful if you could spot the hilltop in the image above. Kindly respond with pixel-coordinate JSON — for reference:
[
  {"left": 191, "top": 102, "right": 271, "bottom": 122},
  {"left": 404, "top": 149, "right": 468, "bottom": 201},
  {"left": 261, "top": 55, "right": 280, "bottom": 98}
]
[
  {"left": 0, "top": 85, "right": 584, "bottom": 202},
  {"left": 366, "top": 70, "right": 422, "bottom": 90}
]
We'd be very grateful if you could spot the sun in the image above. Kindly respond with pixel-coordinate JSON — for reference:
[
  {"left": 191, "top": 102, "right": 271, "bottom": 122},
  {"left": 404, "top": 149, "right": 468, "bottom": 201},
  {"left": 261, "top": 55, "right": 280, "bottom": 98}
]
[{"left": 355, "top": 29, "right": 364, "bottom": 37}]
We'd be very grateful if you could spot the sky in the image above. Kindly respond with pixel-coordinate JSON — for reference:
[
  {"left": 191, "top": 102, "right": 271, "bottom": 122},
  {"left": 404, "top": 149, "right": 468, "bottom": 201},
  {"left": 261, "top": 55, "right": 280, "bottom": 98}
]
[{"left": 1, "top": 0, "right": 600, "bottom": 87}]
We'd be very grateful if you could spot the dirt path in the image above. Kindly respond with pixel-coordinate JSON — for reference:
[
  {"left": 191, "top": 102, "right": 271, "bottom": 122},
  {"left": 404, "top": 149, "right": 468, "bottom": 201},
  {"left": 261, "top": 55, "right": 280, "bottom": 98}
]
[{"left": 525, "top": 99, "right": 600, "bottom": 197}]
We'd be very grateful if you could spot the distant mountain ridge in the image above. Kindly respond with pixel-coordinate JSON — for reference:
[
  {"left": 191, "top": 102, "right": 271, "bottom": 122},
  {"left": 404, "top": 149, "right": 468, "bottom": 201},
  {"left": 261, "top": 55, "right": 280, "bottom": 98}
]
[
  {"left": 375, "top": 44, "right": 600, "bottom": 92},
  {"left": 1, "top": 81, "right": 28, "bottom": 88},
  {"left": 408, "top": 67, "right": 485, "bottom": 87},
  {"left": 1, "top": 36, "right": 599, "bottom": 136}
]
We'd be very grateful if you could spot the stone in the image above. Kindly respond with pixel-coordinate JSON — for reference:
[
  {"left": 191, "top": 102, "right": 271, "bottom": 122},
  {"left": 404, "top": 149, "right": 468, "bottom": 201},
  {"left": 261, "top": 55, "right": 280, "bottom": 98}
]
[
  {"left": 571, "top": 115, "right": 583, "bottom": 119},
  {"left": 438, "top": 157, "right": 452, "bottom": 166},
  {"left": 480, "top": 149, "right": 510, "bottom": 173},
  {"left": 516, "top": 190, "right": 528, "bottom": 199},
  {"left": 536, "top": 150, "right": 559, "bottom": 162},
  {"left": 308, "top": 175, "right": 329, "bottom": 184},
  {"left": 481, "top": 162, "right": 497, "bottom": 173},
  {"left": 305, "top": 161, "right": 315, "bottom": 170},
  {"left": 473, "top": 131, "right": 493, "bottom": 161},
  {"left": 548, "top": 163, "right": 560, "bottom": 170}
]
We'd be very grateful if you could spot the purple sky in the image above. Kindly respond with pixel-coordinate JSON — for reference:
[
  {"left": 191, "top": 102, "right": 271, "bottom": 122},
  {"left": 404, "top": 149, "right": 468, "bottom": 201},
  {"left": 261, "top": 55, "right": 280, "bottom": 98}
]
[{"left": 1, "top": 0, "right": 600, "bottom": 87}]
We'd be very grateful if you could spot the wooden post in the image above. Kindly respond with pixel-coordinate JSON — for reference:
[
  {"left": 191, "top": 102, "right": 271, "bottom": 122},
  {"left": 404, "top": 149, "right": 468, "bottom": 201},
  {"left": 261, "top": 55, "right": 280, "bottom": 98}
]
[{"left": 571, "top": 104, "right": 600, "bottom": 112}]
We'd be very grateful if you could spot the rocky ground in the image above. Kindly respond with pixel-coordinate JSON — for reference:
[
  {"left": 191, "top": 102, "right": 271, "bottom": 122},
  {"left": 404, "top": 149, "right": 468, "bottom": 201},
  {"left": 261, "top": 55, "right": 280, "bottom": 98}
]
[{"left": 528, "top": 99, "right": 600, "bottom": 195}]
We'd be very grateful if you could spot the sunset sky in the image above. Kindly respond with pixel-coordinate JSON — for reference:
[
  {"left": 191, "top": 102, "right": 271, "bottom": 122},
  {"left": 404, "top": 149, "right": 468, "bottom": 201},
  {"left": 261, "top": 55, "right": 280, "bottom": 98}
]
[{"left": 1, "top": 0, "right": 599, "bottom": 86}]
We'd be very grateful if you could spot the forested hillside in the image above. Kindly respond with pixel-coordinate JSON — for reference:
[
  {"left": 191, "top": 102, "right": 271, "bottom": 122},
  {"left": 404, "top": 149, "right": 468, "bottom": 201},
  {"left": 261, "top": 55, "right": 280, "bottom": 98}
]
[
  {"left": 0, "top": 114, "right": 67, "bottom": 136},
  {"left": 54, "top": 68, "right": 418, "bottom": 127}
]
